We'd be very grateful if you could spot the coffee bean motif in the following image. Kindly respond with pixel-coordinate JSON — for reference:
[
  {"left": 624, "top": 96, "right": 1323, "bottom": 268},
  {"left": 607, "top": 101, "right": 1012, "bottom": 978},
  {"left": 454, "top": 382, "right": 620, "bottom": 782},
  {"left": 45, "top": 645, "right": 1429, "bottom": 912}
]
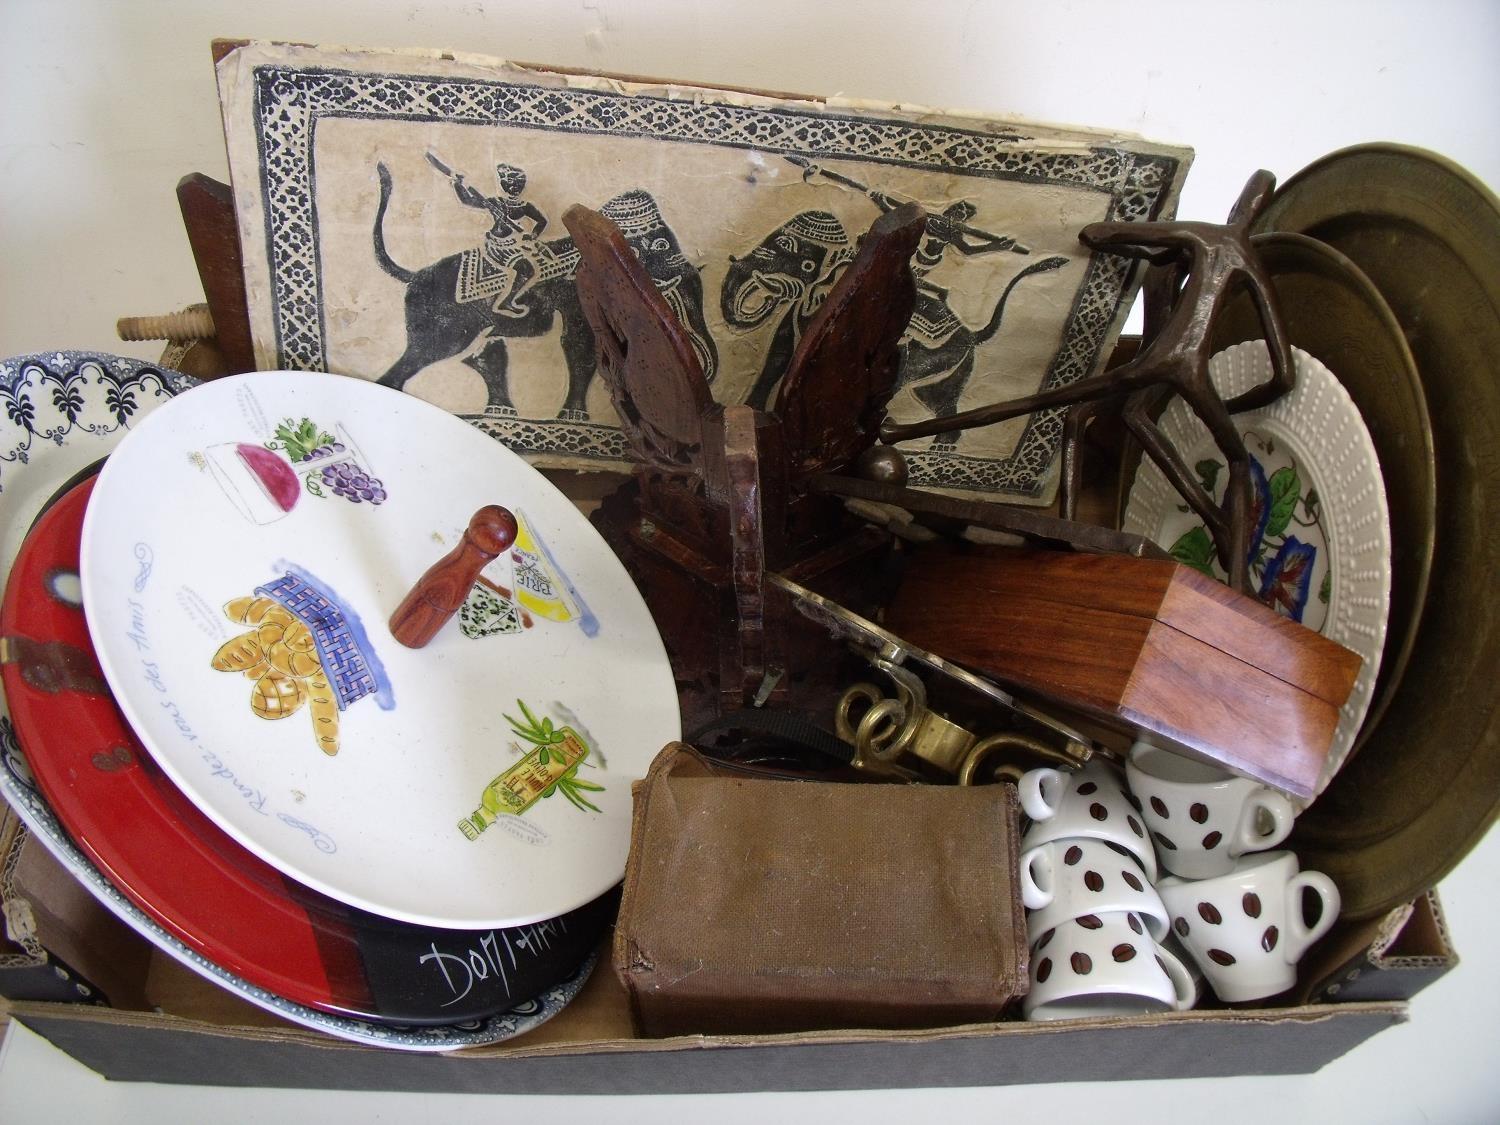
[
  {"left": 1154, "top": 831, "right": 1178, "bottom": 851},
  {"left": 1064, "top": 845, "right": 1084, "bottom": 865},
  {"left": 1190, "top": 802, "right": 1210, "bottom": 824},
  {"left": 1243, "top": 893, "right": 1263, "bottom": 918},
  {"left": 1126, "top": 791, "right": 1143, "bottom": 813},
  {"left": 1084, "top": 870, "right": 1105, "bottom": 892},
  {"left": 1121, "top": 869, "right": 1144, "bottom": 892},
  {"left": 1150, "top": 796, "right": 1169, "bottom": 818},
  {"left": 1202, "top": 830, "right": 1223, "bottom": 850},
  {"left": 1208, "top": 949, "right": 1237, "bottom": 967},
  {"left": 1174, "top": 917, "right": 1190, "bottom": 937},
  {"left": 1089, "top": 802, "right": 1109, "bottom": 822},
  {"left": 1077, "top": 914, "right": 1104, "bottom": 930},
  {"left": 1104, "top": 840, "right": 1134, "bottom": 858},
  {"left": 1128, "top": 914, "right": 1144, "bottom": 935},
  {"left": 1262, "top": 926, "right": 1280, "bottom": 952},
  {"left": 1037, "top": 957, "right": 1053, "bottom": 983},
  {"left": 1070, "top": 952, "right": 1093, "bottom": 975},
  {"left": 1077, "top": 781, "right": 1098, "bottom": 796},
  {"left": 1198, "top": 902, "right": 1223, "bottom": 925},
  {"left": 1112, "top": 944, "right": 1137, "bottom": 963},
  {"left": 1127, "top": 814, "right": 1145, "bottom": 838},
  {"left": 1037, "top": 928, "right": 1056, "bottom": 949}
]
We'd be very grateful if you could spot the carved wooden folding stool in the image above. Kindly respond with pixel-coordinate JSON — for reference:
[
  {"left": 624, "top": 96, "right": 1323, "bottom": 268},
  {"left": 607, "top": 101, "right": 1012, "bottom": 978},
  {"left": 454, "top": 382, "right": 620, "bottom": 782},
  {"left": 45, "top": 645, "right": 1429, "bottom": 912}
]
[{"left": 564, "top": 201, "right": 926, "bottom": 733}]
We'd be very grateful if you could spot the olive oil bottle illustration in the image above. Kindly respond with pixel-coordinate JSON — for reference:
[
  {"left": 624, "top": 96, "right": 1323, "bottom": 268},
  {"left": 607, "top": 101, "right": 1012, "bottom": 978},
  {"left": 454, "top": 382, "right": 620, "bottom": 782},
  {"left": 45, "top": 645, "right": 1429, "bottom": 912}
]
[{"left": 459, "top": 700, "right": 605, "bottom": 839}]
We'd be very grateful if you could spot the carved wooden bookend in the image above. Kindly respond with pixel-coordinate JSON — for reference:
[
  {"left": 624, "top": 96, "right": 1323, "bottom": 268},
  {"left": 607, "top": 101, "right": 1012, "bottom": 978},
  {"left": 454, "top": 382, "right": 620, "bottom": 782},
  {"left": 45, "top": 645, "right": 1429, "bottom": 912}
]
[
  {"left": 772, "top": 203, "right": 923, "bottom": 479},
  {"left": 566, "top": 201, "right": 925, "bottom": 728},
  {"left": 389, "top": 506, "right": 518, "bottom": 648},
  {"left": 879, "top": 171, "right": 1295, "bottom": 594},
  {"left": 886, "top": 546, "right": 1362, "bottom": 798},
  {"left": 555, "top": 204, "right": 718, "bottom": 474}
]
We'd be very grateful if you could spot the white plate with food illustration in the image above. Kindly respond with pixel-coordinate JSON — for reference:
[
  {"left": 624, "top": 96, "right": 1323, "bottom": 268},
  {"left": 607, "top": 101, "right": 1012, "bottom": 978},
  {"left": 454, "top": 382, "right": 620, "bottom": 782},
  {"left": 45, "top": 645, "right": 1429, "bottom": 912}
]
[
  {"left": 82, "top": 371, "right": 679, "bottom": 929},
  {"left": 1121, "top": 340, "right": 1391, "bottom": 797},
  {"left": 0, "top": 351, "right": 596, "bottom": 1050}
]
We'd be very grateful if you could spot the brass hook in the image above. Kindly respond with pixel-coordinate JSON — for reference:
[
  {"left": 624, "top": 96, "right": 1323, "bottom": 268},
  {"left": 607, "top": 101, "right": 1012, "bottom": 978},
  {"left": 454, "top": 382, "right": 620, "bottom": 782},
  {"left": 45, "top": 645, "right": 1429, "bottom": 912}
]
[{"left": 958, "top": 733, "right": 1091, "bottom": 786}]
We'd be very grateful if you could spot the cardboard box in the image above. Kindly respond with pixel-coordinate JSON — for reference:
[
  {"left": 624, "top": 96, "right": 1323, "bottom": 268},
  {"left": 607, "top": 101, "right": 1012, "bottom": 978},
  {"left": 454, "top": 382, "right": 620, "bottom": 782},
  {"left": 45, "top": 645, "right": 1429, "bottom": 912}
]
[
  {"left": 0, "top": 980, "right": 1413, "bottom": 1092},
  {"left": 0, "top": 347, "right": 1463, "bottom": 1092},
  {"left": 0, "top": 450, "right": 1463, "bottom": 1092},
  {"left": 0, "top": 847, "right": 1455, "bottom": 1091}
]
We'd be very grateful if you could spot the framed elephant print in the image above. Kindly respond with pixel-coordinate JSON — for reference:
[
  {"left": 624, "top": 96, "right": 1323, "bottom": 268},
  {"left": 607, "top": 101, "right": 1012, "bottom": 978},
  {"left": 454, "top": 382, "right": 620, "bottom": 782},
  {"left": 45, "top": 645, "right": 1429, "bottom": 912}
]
[{"left": 218, "top": 42, "right": 1191, "bottom": 502}]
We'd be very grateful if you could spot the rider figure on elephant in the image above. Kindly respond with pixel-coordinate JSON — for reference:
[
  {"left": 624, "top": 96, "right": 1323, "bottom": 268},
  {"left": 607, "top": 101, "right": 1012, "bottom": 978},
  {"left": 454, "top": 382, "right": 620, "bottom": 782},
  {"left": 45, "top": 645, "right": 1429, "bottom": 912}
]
[
  {"left": 868, "top": 193, "right": 1029, "bottom": 301},
  {"left": 452, "top": 162, "right": 552, "bottom": 317}
]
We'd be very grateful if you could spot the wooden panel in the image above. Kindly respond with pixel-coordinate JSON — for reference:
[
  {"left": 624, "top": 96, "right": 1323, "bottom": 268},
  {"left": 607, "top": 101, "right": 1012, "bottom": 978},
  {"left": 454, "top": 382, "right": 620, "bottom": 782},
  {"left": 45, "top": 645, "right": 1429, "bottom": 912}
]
[{"left": 176, "top": 174, "right": 256, "bottom": 375}]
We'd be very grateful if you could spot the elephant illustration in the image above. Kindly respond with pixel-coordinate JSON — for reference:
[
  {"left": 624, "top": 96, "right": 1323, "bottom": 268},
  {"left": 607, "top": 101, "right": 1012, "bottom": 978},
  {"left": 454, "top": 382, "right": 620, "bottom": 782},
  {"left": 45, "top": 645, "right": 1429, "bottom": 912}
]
[
  {"left": 721, "top": 208, "right": 1069, "bottom": 445},
  {"left": 719, "top": 210, "right": 854, "bottom": 409},
  {"left": 372, "top": 164, "right": 717, "bottom": 419},
  {"left": 897, "top": 252, "right": 1070, "bottom": 447}
]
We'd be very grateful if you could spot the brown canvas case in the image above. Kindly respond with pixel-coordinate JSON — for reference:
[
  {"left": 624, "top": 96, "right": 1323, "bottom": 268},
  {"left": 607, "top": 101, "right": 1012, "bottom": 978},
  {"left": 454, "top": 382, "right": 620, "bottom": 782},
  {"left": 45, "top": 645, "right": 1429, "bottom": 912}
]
[{"left": 613, "top": 744, "right": 1027, "bottom": 1036}]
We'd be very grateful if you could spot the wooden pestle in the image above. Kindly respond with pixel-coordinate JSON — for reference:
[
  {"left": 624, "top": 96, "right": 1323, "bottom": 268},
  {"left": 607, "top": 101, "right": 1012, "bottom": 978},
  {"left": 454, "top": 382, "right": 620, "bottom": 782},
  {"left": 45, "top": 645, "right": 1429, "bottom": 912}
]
[{"left": 389, "top": 506, "right": 518, "bottom": 648}]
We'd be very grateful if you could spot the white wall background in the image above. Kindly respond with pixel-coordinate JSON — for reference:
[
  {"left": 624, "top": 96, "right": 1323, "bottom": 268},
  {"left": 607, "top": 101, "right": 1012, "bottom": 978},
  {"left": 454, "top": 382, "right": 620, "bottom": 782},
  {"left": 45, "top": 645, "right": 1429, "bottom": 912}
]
[
  {"left": 2, "top": 0, "right": 1497, "bottom": 359},
  {"left": 2, "top": 1, "right": 1499, "bottom": 1121}
]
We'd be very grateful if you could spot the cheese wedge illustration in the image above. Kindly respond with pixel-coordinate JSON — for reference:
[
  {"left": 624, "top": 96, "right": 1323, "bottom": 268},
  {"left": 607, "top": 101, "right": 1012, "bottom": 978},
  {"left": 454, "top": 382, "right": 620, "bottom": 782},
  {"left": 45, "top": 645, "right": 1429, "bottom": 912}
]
[{"left": 508, "top": 511, "right": 579, "bottom": 624}]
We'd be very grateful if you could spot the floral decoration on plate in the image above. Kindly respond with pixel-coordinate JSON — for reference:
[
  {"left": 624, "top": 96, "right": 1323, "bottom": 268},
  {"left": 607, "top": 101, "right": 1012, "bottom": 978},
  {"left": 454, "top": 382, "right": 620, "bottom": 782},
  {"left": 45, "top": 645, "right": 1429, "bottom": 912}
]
[{"left": 1122, "top": 341, "right": 1391, "bottom": 796}]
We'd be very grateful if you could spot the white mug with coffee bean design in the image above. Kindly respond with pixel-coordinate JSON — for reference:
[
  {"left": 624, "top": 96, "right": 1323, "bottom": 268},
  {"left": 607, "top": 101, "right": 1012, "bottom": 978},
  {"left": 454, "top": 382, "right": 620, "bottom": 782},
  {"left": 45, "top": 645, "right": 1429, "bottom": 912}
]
[
  {"left": 1023, "top": 911, "right": 1197, "bottom": 1021},
  {"left": 1019, "top": 837, "right": 1170, "bottom": 943},
  {"left": 1157, "top": 849, "right": 1340, "bottom": 1002},
  {"left": 1125, "top": 743, "right": 1295, "bottom": 879},
  {"left": 1019, "top": 758, "right": 1157, "bottom": 881}
]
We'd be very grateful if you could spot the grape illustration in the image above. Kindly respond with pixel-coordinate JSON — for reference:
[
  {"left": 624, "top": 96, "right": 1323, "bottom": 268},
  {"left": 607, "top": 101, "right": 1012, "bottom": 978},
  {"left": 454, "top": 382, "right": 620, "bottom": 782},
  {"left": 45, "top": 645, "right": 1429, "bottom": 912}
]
[
  {"left": 272, "top": 420, "right": 382, "bottom": 507},
  {"left": 301, "top": 441, "right": 345, "bottom": 463},
  {"left": 318, "top": 458, "right": 386, "bottom": 506}
]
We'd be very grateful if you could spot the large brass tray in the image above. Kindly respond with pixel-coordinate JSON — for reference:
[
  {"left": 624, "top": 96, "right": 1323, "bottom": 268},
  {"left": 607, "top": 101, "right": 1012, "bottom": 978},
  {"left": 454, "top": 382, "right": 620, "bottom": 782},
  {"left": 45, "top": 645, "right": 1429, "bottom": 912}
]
[{"left": 1250, "top": 144, "right": 1500, "bottom": 918}]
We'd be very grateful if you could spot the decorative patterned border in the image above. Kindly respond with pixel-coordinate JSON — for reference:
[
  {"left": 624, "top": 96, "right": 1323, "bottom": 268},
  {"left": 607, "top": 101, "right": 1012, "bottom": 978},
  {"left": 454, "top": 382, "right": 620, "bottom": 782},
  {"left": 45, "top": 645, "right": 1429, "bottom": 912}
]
[
  {"left": 244, "top": 59, "right": 1184, "bottom": 498},
  {"left": 0, "top": 353, "right": 191, "bottom": 495}
]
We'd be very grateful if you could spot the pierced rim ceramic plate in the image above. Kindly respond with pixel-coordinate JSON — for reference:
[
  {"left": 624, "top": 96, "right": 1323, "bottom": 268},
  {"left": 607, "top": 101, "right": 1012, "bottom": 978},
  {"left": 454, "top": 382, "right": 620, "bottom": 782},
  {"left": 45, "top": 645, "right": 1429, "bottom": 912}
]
[
  {"left": 0, "top": 351, "right": 588, "bottom": 1050},
  {"left": 1208, "top": 232, "right": 1433, "bottom": 758},
  {"left": 1251, "top": 143, "right": 1500, "bottom": 917},
  {"left": 81, "top": 371, "right": 678, "bottom": 930},
  {"left": 5, "top": 474, "right": 613, "bottom": 1026},
  {"left": 1121, "top": 341, "right": 1391, "bottom": 796}
]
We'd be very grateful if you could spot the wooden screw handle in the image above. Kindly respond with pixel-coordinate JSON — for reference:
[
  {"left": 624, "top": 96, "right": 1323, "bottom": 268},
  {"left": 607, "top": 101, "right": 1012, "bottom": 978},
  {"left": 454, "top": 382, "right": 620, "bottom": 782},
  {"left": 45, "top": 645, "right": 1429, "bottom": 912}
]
[
  {"left": 389, "top": 505, "right": 519, "bottom": 649},
  {"left": 116, "top": 304, "right": 216, "bottom": 343}
]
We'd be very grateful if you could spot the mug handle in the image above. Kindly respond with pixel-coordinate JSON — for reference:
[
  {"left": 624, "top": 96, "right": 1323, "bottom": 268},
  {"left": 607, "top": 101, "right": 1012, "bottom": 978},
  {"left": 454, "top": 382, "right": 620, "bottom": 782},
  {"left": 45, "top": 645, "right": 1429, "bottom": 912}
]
[
  {"left": 1234, "top": 789, "right": 1295, "bottom": 855},
  {"left": 1154, "top": 942, "right": 1198, "bottom": 1011},
  {"left": 1019, "top": 767, "right": 1066, "bottom": 822},
  {"left": 1283, "top": 870, "right": 1341, "bottom": 960},
  {"left": 1019, "top": 844, "right": 1056, "bottom": 911}
]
